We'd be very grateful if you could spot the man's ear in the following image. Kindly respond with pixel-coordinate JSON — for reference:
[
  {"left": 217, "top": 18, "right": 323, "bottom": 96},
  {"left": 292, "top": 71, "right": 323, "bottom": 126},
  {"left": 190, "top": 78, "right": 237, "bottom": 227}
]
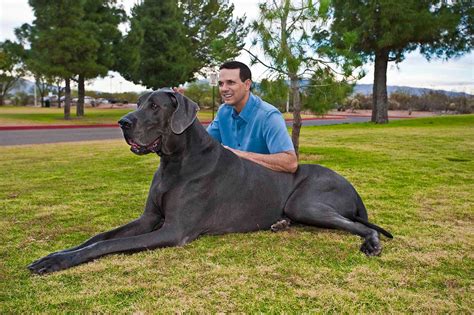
[
  {"left": 169, "top": 92, "right": 200, "bottom": 134},
  {"left": 245, "top": 79, "right": 252, "bottom": 91}
]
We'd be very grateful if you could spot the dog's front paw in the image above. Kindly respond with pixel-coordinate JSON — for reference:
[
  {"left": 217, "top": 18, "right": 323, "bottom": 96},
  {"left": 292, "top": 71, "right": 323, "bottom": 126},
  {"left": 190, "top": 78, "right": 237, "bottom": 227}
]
[
  {"left": 360, "top": 234, "right": 382, "bottom": 256},
  {"left": 28, "top": 252, "right": 77, "bottom": 275}
]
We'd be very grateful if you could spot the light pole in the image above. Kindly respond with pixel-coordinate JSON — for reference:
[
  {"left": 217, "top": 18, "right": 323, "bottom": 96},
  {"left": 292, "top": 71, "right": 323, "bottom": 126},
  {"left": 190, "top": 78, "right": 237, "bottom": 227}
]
[{"left": 209, "top": 72, "right": 218, "bottom": 120}]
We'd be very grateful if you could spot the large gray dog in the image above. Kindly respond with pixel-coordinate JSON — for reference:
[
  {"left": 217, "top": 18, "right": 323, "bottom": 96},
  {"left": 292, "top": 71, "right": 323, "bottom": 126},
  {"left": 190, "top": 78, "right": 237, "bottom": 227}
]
[{"left": 28, "top": 89, "right": 392, "bottom": 274}]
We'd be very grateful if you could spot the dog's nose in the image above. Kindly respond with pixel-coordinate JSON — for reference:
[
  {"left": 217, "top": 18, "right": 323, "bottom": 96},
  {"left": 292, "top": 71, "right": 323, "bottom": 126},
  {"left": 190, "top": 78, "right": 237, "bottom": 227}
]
[{"left": 118, "top": 117, "right": 133, "bottom": 130}]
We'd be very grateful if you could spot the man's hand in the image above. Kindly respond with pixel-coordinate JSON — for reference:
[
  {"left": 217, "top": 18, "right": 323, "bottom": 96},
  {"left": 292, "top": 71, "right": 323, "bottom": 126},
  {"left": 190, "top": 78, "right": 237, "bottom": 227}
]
[
  {"left": 224, "top": 146, "right": 298, "bottom": 173},
  {"left": 173, "top": 86, "right": 185, "bottom": 95}
]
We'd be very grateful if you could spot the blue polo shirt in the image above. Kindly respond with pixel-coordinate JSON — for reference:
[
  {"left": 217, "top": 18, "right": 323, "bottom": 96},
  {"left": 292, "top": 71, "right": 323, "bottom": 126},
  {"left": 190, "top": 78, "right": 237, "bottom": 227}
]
[{"left": 207, "top": 93, "right": 294, "bottom": 154}]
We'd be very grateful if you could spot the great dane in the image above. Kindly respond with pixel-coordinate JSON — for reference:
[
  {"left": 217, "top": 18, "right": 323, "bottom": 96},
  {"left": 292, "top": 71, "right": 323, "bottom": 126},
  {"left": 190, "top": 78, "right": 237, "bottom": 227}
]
[{"left": 28, "top": 89, "right": 392, "bottom": 274}]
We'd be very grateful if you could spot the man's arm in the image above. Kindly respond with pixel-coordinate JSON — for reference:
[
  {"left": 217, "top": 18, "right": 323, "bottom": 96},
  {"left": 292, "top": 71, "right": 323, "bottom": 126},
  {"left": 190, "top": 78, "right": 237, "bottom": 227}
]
[{"left": 225, "top": 146, "right": 298, "bottom": 173}]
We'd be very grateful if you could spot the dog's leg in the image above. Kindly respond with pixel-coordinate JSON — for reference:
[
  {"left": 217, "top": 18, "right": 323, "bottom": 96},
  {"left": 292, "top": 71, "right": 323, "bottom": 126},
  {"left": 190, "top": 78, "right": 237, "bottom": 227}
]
[
  {"left": 28, "top": 224, "right": 191, "bottom": 274},
  {"left": 55, "top": 213, "right": 162, "bottom": 254},
  {"left": 285, "top": 203, "right": 382, "bottom": 256}
]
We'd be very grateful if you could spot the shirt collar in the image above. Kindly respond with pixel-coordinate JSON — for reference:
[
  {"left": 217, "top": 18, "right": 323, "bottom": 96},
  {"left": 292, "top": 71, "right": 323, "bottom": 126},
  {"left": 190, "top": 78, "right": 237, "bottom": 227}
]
[{"left": 231, "top": 93, "right": 256, "bottom": 123}]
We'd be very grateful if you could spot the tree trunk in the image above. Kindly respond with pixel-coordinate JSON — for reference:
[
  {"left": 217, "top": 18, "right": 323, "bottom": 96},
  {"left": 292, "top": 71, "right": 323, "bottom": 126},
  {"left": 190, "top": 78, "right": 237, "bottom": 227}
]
[
  {"left": 0, "top": 82, "right": 4, "bottom": 105},
  {"left": 77, "top": 74, "right": 85, "bottom": 117},
  {"left": 372, "top": 49, "right": 389, "bottom": 124},
  {"left": 290, "top": 75, "right": 302, "bottom": 156},
  {"left": 64, "top": 78, "right": 71, "bottom": 120},
  {"left": 56, "top": 82, "right": 62, "bottom": 108}
]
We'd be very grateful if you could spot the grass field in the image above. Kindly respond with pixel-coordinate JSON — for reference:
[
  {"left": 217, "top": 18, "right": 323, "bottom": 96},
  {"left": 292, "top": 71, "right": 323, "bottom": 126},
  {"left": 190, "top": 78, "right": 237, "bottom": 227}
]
[
  {"left": 0, "top": 106, "right": 216, "bottom": 125},
  {"left": 0, "top": 115, "right": 472, "bottom": 312},
  {"left": 0, "top": 106, "right": 320, "bottom": 126}
]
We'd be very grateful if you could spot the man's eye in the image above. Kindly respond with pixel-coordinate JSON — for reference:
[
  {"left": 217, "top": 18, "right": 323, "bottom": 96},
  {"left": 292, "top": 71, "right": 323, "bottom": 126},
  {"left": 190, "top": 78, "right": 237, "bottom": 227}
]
[{"left": 151, "top": 103, "right": 158, "bottom": 110}]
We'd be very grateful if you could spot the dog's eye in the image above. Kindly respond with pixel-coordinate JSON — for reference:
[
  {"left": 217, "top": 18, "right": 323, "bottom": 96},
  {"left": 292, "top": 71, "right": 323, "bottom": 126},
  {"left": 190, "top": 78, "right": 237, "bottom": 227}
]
[{"left": 150, "top": 103, "right": 159, "bottom": 110}]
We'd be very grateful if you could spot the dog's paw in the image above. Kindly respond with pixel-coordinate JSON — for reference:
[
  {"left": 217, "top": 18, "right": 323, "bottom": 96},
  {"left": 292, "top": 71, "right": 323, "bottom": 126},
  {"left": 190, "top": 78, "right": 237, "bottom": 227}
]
[
  {"left": 28, "top": 252, "right": 76, "bottom": 275},
  {"left": 271, "top": 219, "right": 291, "bottom": 232},
  {"left": 360, "top": 234, "right": 382, "bottom": 256}
]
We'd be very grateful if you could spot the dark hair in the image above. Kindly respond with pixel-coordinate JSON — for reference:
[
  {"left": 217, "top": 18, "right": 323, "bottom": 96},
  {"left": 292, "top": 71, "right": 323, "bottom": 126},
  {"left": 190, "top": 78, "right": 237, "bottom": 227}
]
[{"left": 219, "top": 61, "right": 252, "bottom": 82}]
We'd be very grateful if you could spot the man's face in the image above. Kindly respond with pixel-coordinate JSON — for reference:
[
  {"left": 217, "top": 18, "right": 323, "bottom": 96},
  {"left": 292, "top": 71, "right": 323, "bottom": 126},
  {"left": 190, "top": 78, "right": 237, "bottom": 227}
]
[{"left": 218, "top": 68, "right": 251, "bottom": 111}]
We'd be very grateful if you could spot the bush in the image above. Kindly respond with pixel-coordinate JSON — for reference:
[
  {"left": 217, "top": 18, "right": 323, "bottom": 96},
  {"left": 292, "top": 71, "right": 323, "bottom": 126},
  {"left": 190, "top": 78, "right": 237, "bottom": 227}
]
[
  {"left": 184, "top": 82, "right": 214, "bottom": 109},
  {"left": 342, "top": 90, "right": 473, "bottom": 114},
  {"left": 10, "top": 92, "right": 33, "bottom": 106}
]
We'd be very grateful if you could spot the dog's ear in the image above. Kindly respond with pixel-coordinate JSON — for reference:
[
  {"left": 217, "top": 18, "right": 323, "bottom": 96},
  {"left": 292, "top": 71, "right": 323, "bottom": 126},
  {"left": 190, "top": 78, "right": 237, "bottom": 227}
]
[
  {"left": 137, "top": 91, "right": 153, "bottom": 107},
  {"left": 169, "top": 92, "right": 200, "bottom": 134}
]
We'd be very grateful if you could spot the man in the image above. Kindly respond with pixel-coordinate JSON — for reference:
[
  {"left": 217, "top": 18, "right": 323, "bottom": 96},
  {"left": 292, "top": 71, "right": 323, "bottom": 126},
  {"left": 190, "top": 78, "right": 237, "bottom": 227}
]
[{"left": 207, "top": 61, "right": 298, "bottom": 173}]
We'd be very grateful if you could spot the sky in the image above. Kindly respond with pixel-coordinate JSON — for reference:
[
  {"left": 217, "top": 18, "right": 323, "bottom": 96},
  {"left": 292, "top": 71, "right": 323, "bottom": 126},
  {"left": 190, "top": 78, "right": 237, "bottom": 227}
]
[{"left": 1, "top": 0, "right": 472, "bottom": 94}]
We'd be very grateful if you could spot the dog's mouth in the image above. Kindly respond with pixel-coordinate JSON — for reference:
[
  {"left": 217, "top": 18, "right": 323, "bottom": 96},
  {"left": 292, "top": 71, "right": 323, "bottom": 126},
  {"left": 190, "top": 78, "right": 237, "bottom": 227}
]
[{"left": 126, "top": 136, "right": 162, "bottom": 155}]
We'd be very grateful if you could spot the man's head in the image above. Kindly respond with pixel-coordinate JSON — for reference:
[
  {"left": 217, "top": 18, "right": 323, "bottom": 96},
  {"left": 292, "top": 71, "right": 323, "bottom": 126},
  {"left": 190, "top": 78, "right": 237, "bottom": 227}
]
[{"left": 219, "top": 61, "right": 252, "bottom": 112}]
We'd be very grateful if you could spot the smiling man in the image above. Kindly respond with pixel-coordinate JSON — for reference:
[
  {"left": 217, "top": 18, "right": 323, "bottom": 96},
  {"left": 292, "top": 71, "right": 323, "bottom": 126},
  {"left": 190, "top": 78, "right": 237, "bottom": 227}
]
[{"left": 207, "top": 61, "right": 298, "bottom": 173}]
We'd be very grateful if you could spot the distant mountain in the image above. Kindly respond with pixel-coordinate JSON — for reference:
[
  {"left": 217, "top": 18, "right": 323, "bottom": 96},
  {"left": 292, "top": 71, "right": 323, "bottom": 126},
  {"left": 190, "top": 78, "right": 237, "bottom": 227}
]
[{"left": 353, "top": 84, "right": 472, "bottom": 98}]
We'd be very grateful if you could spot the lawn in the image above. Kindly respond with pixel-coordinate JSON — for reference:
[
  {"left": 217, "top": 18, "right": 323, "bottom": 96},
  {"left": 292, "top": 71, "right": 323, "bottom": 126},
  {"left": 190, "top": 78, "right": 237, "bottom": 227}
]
[
  {"left": 0, "top": 115, "right": 472, "bottom": 312},
  {"left": 0, "top": 106, "right": 216, "bottom": 126},
  {"left": 0, "top": 106, "right": 320, "bottom": 126}
]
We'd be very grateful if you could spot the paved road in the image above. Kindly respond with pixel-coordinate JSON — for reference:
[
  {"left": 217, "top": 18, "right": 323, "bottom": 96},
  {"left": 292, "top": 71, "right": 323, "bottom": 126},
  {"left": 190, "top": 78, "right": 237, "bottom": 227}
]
[{"left": 0, "top": 117, "right": 372, "bottom": 146}]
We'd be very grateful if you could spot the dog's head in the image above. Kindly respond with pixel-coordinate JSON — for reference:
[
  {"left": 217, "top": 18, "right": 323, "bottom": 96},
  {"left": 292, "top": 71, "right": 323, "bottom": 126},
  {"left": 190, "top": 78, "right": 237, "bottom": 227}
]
[{"left": 118, "top": 88, "right": 199, "bottom": 156}]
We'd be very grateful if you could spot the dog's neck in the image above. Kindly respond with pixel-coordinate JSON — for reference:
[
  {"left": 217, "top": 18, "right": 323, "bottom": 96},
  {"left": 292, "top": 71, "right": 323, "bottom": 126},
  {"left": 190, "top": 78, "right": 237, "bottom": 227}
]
[{"left": 159, "top": 119, "right": 220, "bottom": 163}]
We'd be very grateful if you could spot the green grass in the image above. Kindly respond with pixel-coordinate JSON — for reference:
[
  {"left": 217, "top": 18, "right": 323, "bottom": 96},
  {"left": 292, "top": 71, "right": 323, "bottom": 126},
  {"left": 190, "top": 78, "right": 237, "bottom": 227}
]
[
  {"left": 0, "top": 106, "right": 216, "bottom": 125},
  {"left": 1, "top": 115, "right": 473, "bottom": 312},
  {"left": 0, "top": 106, "right": 319, "bottom": 126}
]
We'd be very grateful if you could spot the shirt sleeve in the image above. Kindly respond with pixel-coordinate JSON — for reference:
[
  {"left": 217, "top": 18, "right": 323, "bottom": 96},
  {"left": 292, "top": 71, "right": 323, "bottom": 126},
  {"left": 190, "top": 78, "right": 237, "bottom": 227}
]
[
  {"left": 263, "top": 111, "right": 295, "bottom": 154},
  {"left": 206, "top": 109, "right": 222, "bottom": 143}
]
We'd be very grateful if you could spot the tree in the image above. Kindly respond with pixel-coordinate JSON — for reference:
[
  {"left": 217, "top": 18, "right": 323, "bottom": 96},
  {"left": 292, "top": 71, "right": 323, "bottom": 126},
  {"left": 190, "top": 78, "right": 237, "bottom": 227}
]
[
  {"left": 181, "top": 0, "right": 247, "bottom": 71},
  {"left": 0, "top": 41, "right": 25, "bottom": 105},
  {"left": 331, "top": 0, "right": 473, "bottom": 123},
  {"left": 303, "top": 68, "right": 353, "bottom": 115},
  {"left": 116, "top": 0, "right": 247, "bottom": 89},
  {"left": 17, "top": 0, "right": 124, "bottom": 118},
  {"left": 15, "top": 24, "right": 60, "bottom": 107},
  {"left": 75, "top": 0, "right": 125, "bottom": 116},
  {"left": 258, "top": 78, "right": 289, "bottom": 112},
  {"left": 250, "top": 0, "right": 359, "bottom": 155},
  {"left": 17, "top": 0, "right": 88, "bottom": 119},
  {"left": 184, "top": 82, "right": 212, "bottom": 108}
]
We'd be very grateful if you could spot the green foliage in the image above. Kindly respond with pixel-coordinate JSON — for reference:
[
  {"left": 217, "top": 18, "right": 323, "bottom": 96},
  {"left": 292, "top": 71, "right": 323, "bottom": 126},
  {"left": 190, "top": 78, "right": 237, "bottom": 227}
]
[
  {"left": 344, "top": 91, "right": 473, "bottom": 113},
  {"left": 251, "top": 0, "right": 360, "bottom": 152},
  {"left": 16, "top": 0, "right": 125, "bottom": 117},
  {"left": 0, "top": 41, "right": 25, "bottom": 105},
  {"left": 331, "top": 0, "right": 472, "bottom": 62},
  {"left": 80, "top": 0, "right": 125, "bottom": 79},
  {"left": 0, "top": 115, "right": 473, "bottom": 312},
  {"left": 303, "top": 69, "right": 353, "bottom": 115},
  {"left": 117, "top": 0, "right": 246, "bottom": 89},
  {"left": 182, "top": 0, "right": 247, "bottom": 70},
  {"left": 184, "top": 82, "right": 213, "bottom": 108},
  {"left": 10, "top": 92, "right": 33, "bottom": 106},
  {"left": 330, "top": 0, "right": 473, "bottom": 123},
  {"left": 258, "top": 78, "right": 289, "bottom": 112}
]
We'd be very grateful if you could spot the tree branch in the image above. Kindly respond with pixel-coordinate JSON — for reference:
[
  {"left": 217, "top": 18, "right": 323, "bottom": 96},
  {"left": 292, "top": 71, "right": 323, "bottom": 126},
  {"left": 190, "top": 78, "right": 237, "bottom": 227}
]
[{"left": 243, "top": 47, "right": 289, "bottom": 76}]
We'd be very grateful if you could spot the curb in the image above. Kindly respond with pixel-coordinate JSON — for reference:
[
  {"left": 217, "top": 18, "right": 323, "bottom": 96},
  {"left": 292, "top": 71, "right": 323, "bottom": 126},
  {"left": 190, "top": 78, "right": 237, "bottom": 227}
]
[{"left": 328, "top": 114, "right": 417, "bottom": 119}]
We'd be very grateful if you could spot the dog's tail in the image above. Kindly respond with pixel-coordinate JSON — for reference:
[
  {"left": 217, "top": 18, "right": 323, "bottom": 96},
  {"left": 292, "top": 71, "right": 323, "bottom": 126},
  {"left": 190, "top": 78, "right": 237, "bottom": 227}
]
[
  {"left": 354, "top": 192, "right": 393, "bottom": 239},
  {"left": 354, "top": 216, "right": 393, "bottom": 239}
]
